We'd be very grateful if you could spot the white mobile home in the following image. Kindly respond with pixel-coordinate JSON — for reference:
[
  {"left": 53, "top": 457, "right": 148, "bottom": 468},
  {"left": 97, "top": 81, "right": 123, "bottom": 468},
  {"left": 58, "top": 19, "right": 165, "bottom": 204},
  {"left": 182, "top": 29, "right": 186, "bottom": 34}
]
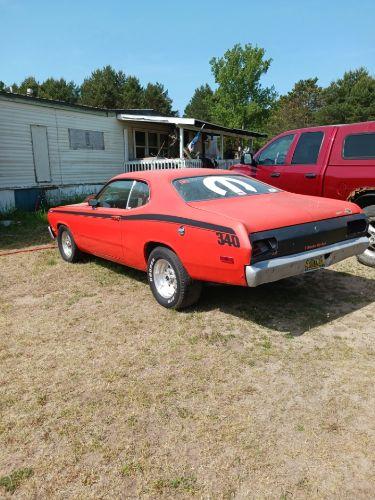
[{"left": 0, "top": 91, "right": 263, "bottom": 211}]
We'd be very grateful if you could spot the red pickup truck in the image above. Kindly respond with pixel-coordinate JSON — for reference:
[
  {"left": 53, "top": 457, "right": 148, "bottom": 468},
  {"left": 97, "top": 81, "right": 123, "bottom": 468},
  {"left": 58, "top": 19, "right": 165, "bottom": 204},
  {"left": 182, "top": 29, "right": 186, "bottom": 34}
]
[{"left": 230, "top": 121, "right": 375, "bottom": 267}]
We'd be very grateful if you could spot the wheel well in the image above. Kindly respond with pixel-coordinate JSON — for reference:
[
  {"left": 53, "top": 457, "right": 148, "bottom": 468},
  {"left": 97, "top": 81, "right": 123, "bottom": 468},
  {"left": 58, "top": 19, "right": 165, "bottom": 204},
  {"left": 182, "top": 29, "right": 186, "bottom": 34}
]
[
  {"left": 144, "top": 242, "right": 175, "bottom": 262},
  {"left": 349, "top": 191, "right": 375, "bottom": 208}
]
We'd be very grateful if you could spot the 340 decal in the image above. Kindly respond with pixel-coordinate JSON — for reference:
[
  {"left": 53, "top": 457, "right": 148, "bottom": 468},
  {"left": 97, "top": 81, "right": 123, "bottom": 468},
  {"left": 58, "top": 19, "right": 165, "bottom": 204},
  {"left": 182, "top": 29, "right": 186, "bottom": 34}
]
[{"left": 216, "top": 232, "right": 240, "bottom": 247}]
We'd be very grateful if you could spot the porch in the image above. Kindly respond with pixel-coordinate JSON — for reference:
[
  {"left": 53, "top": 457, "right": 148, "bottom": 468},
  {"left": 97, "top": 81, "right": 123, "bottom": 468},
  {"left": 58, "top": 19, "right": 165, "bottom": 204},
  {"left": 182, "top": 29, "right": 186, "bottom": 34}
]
[{"left": 117, "top": 112, "right": 265, "bottom": 172}]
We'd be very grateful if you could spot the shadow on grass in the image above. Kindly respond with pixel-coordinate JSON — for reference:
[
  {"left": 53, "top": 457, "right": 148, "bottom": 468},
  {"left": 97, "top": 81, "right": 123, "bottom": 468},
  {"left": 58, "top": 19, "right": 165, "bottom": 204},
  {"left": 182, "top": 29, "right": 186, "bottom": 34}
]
[
  {"left": 83, "top": 255, "right": 374, "bottom": 337},
  {"left": 86, "top": 255, "right": 148, "bottom": 284},
  {"left": 193, "top": 268, "right": 375, "bottom": 336}
]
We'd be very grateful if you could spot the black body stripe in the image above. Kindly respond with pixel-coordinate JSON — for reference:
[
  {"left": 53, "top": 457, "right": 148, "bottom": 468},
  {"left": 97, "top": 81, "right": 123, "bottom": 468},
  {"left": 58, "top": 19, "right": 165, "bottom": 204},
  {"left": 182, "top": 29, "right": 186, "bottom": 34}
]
[{"left": 51, "top": 209, "right": 236, "bottom": 235}]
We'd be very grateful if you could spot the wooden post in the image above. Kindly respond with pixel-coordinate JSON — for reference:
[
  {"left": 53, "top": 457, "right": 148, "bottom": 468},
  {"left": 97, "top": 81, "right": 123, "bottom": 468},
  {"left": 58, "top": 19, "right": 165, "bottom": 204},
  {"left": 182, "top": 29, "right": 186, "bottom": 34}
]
[{"left": 221, "top": 135, "right": 224, "bottom": 159}]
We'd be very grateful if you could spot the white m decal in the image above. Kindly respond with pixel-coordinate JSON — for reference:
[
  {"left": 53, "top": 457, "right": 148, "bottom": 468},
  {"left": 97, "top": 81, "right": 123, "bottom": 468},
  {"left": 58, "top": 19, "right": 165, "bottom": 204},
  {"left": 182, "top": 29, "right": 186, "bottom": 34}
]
[{"left": 203, "top": 176, "right": 257, "bottom": 196}]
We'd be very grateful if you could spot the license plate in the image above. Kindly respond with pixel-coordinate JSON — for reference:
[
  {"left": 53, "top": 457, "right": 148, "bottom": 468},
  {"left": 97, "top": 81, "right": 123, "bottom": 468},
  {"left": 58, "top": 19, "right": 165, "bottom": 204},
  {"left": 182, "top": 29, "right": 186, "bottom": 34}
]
[{"left": 304, "top": 255, "right": 325, "bottom": 272}]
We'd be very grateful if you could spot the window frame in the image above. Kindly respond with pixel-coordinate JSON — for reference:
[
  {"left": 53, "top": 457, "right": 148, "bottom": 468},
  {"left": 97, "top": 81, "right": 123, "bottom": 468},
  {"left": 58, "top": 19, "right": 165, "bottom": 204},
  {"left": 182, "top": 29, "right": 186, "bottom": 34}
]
[
  {"left": 291, "top": 131, "right": 325, "bottom": 165},
  {"left": 133, "top": 129, "right": 169, "bottom": 159},
  {"left": 126, "top": 180, "right": 150, "bottom": 209},
  {"left": 342, "top": 132, "right": 375, "bottom": 160},
  {"left": 256, "top": 134, "right": 295, "bottom": 166},
  {"left": 95, "top": 179, "right": 150, "bottom": 210},
  {"left": 68, "top": 128, "right": 105, "bottom": 150}
]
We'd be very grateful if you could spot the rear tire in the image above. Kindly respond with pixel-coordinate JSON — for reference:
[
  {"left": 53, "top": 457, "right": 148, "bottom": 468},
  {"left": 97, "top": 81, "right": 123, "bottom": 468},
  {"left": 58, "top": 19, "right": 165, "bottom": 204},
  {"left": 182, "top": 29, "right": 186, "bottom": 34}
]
[
  {"left": 357, "top": 205, "right": 375, "bottom": 268},
  {"left": 57, "top": 226, "right": 82, "bottom": 263},
  {"left": 147, "top": 247, "right": 202, "bottom": 309}
]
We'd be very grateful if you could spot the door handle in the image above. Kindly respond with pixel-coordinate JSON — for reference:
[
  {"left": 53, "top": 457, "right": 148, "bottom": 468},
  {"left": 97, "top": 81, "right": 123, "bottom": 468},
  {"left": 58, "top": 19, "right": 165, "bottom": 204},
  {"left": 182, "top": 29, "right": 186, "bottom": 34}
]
[
  {"left": 305, "top": 173, "right": 317, "bottom": 179},
  {"left": 111, "top": 215, "right": 121, "bottom": 221},
  {"left": 270, "top": 172, "right": 281, "bottom": 178}
]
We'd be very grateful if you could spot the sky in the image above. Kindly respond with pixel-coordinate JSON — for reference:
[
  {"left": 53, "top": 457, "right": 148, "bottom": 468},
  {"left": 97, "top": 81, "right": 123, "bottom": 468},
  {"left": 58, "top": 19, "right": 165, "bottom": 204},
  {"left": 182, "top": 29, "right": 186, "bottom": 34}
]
[{"left": 1, "top": 0, "right": 375, "bottom": 114}]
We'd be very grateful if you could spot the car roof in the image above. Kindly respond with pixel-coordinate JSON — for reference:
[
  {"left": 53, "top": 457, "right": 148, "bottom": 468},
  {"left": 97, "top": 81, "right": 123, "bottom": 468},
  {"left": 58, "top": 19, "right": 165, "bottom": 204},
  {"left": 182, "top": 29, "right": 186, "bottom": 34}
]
[{"left": 112, "top": 168, "right": 237, "bottom": 182}]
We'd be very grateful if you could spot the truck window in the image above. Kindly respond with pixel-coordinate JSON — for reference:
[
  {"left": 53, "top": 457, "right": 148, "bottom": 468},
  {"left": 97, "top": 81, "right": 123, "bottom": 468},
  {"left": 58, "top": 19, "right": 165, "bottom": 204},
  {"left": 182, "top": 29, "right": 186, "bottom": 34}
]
[
  {"left": 292, "top": 131, "right": 324, "bottom": 164},
  {"left": 343, "top": 133, "right": 375, "bottom": 159},
  {"left": 257, "top": 134, "right": 295, "bottom": 166}
]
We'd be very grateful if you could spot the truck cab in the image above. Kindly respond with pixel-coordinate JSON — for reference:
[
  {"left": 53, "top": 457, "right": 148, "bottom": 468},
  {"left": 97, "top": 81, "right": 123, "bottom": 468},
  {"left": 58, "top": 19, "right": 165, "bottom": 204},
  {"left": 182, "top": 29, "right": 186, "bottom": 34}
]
[{"left": 230, "top": 121, "right": 375, "bottom": 266}]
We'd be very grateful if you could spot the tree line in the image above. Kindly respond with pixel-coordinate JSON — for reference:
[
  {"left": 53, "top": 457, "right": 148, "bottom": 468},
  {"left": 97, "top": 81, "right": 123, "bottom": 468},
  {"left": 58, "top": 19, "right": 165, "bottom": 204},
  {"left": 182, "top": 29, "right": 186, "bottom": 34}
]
[
  {"left": 0, "top": 65, "right": 176, "bottom": 115},
  {"left": 1, "top": 44, "right": 375, "bottom": 144},
  {"left": 184, "top": 44, "right": 375, "bottom": 145}
]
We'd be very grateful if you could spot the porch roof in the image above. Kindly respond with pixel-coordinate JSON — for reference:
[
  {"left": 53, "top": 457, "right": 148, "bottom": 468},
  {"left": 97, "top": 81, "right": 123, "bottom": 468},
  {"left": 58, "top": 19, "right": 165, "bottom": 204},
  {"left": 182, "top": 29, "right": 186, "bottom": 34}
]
[{"left": 116, "top": 113, "right": 266, "bottom": 139}]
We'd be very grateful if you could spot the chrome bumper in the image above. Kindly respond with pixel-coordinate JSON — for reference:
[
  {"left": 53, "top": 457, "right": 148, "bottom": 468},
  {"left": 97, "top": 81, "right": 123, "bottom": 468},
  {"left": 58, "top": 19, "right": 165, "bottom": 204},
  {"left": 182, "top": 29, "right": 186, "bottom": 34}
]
[
  {"left": 246, "top": 236, "right": 369, "bottom": 287},
  {"left": 47, "top": 225, "right": 56, "bottom": 240}
]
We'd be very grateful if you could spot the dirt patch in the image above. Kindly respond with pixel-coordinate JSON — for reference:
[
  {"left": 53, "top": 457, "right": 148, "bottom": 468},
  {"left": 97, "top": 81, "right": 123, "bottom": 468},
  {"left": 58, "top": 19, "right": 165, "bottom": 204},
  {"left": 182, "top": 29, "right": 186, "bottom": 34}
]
[{"left": 0, "top": 249, "right": 374, "bottom": 498}]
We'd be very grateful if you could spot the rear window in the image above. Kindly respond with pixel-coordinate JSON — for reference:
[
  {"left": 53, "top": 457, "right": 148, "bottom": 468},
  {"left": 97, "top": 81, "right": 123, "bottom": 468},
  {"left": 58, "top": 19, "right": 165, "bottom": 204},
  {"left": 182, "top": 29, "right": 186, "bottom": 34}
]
[
  {"left": 343, "top": 133, "right": 375, "bottom": 159},
  {"left": 292, "top": 131, "right": 324, "bottom": 164},
  {"left": 173, "top": 175, "right": 279, "bottom": 202}
]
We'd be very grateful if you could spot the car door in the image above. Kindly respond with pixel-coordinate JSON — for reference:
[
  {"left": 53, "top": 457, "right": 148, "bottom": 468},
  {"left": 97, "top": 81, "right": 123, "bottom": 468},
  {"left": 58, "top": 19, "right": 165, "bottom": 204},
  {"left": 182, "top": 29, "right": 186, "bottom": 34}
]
[
  {"left": 80, "top": 179, "right": 134, "bottom": 260},
  {"left": 256, "top": 130, "right": 329, "bottom": 196},
  {"left": 274, "top": 129, "right": 329, "bottom": 196},
  {"left": 254, "top": 133, "right": 296, "bottom": 187}
]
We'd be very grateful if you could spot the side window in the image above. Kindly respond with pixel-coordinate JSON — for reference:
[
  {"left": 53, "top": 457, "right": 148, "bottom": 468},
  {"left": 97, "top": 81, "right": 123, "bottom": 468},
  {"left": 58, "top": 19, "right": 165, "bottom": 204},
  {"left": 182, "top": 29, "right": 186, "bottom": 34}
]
[
  {"left": 258, "top": 134, "right": 295, "bottom": 166},
  {"left": 292, "top": 131, "right": 324, "bottom": 165},
  {"left": 96, "top": 180, "right": 134, "bottom": 209},
  {"left": 343, "top": 133, "right": 375, "bottom": 159},
  {"left": 127, "top": 181, "right": 150, "bottom": 209}
]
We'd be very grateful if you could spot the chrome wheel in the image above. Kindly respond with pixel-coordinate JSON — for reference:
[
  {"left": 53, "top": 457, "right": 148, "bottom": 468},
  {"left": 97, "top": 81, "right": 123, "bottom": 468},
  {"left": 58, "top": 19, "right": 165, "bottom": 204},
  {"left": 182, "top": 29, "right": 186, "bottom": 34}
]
[
  {"left": 364, "top": 220, "right": 375, "bottom": 257},
  {"left": 153, "top": 258, "right": 177, "bottom": 299},
  {"left": 61, "top": 230, "right": 73, "bottom": 258}
]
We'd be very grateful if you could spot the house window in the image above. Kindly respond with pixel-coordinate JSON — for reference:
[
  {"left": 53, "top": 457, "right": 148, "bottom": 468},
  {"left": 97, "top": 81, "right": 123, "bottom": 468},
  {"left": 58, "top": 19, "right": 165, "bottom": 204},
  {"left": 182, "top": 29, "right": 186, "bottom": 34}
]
[
  {"left": 134, "top": 130, "right": 170, "bottom": 159},
  {"left": 69, "top": 129, "right": 105, "bottom": 150}
]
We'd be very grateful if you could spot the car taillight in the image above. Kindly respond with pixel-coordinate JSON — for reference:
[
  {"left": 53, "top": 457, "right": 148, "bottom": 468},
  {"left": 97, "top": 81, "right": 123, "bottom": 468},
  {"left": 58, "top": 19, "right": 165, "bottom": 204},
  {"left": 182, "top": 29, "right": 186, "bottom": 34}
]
[{"left": 251, "top": 237, "right": 278, "bottom": 259}]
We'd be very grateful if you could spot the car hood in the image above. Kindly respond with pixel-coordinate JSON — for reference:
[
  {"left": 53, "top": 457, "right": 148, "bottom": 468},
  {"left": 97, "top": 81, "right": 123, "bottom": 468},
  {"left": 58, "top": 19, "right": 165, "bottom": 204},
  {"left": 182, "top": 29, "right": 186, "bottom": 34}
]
[{"left": 188, "top": 192, "right": 360, "bottom": 232}]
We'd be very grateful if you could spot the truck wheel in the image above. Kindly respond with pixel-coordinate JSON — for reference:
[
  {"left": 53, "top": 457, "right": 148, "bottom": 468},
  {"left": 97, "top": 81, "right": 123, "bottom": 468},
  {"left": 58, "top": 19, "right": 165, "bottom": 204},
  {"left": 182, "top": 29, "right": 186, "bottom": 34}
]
[
  {"left": 357, "top": 205, "right": 375, "bottom": 268},
  {"left": 147, "top": 247, "right": 202, "bottom": 309},
  {"left": 57, "top": 226, "right": 82, "bottom": 263}
]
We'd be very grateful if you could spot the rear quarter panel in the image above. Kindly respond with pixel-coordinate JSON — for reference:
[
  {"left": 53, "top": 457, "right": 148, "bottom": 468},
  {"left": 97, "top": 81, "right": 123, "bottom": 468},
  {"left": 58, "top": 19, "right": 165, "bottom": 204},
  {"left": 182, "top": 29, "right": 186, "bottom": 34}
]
[{"left": 122, "top": 215, "right": 251, "bottom": 286}]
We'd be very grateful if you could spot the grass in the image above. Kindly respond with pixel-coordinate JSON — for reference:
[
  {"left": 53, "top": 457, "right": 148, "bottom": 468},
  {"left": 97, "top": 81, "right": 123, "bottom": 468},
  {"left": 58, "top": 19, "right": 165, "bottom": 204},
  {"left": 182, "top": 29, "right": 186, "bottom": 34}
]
[
  {"left": 0, "top": 209, "right": 50, "bottom": 250},
  {"left": 0, "top": 234, "right": 374, "bottom": 497},
  {"left": 0, "top": 468, "right": 33, "bottom": 494},
  {"left": 0, "top": 194, "right": 86, "bottom": 250}
]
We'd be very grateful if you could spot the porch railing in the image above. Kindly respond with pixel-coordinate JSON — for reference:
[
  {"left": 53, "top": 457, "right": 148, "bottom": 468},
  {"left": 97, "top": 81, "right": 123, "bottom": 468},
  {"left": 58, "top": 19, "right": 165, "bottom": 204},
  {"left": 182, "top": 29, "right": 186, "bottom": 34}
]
[{"left": 124, "top": 158, "right": 237, "bottom": 172}]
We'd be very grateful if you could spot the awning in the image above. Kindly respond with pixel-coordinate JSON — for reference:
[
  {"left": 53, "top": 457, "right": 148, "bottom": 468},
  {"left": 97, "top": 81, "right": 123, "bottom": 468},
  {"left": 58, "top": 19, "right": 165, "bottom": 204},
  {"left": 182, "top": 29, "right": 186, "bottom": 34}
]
[{"left": 116, "top": 113, "right": 266, "bottom": 138}]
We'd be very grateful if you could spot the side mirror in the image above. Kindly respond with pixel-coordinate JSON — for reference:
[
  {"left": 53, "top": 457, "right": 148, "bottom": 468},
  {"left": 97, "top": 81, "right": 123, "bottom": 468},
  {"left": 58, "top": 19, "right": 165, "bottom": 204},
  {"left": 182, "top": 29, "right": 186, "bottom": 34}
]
[
  {"left": 241, "top": 152, "right": 255, "bottom": 165},
  {"left": 84, "top": 194, "right": 95, "bottom": 202},
  {"left": 88, "top": 198, "right": 99, "bottom": 208}
]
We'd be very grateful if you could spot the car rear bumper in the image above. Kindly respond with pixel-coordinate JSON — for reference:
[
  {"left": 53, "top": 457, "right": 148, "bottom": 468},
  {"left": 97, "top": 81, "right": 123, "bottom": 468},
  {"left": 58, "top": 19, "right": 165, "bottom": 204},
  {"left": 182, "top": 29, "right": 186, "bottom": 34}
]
[{"left": 245, "top": 236, "right": 369, "bottom": 287}]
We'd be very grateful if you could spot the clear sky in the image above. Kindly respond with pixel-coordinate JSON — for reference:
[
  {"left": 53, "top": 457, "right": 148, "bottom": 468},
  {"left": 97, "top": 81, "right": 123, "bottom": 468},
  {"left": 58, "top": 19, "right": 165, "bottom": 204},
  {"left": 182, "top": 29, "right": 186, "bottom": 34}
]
[{"left": 1, "top": 0, "right": 374, "bottom": 114}]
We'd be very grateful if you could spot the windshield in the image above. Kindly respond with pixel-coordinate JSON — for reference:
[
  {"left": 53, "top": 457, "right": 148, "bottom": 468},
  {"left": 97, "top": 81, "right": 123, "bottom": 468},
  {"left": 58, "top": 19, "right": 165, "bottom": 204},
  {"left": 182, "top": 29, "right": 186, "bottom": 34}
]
[{"left": 173, "top": 175, "right": 279, "bottom": 202}]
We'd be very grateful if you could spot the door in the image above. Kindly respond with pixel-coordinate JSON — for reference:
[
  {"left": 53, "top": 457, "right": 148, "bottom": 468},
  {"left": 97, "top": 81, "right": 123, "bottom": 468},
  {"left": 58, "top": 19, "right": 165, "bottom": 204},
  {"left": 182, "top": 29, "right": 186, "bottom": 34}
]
[
  {"left": 79, "top": 179, "right": 134, "bottom": 260},
  {"left": 255, "top": 130, "right": 328, "bottom": 196},
  {"left": 30, "top": 125, "right": 51, "bottom": 182},
  {"left": 255, "top": 133, "right": 296, "bottom": 187},
  {"left": 274, "top": 130, "right": 327, "bottom": 196}
]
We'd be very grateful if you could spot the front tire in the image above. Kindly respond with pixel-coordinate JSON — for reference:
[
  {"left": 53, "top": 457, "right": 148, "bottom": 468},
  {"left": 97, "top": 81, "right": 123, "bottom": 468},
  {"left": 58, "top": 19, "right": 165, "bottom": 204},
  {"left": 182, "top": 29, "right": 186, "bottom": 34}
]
[
  {"left": 357, "top": 205, "right": 375, "bottom": 268},
  {"left": 147, "top": 247, "right": 202, "bottom": 309},
  {"left": 57, "top": 226, "right": 82, "bottom": 263}
]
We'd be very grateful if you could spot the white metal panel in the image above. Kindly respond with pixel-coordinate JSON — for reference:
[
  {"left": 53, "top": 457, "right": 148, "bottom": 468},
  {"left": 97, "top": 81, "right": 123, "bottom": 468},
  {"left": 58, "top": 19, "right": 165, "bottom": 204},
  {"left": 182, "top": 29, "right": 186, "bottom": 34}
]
[
  {"left": 55, "top": 111, "right": 126, "bottom": 185},
  {"left": 30, "top": 125, "right": 51, "bottom": 182},
  {"left": 0, "top": 96, "right": 127, "bottom": 189},
  {"left": 0, "top": 98, "right": 60, "bottom": 188}
]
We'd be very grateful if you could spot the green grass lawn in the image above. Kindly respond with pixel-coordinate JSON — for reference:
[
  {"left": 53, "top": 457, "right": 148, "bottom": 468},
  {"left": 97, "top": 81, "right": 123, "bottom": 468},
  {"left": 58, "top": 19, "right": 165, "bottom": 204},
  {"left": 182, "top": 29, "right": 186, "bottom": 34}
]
[{"left": 0, "top": 210, "right": 51, "bottom": 250}]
